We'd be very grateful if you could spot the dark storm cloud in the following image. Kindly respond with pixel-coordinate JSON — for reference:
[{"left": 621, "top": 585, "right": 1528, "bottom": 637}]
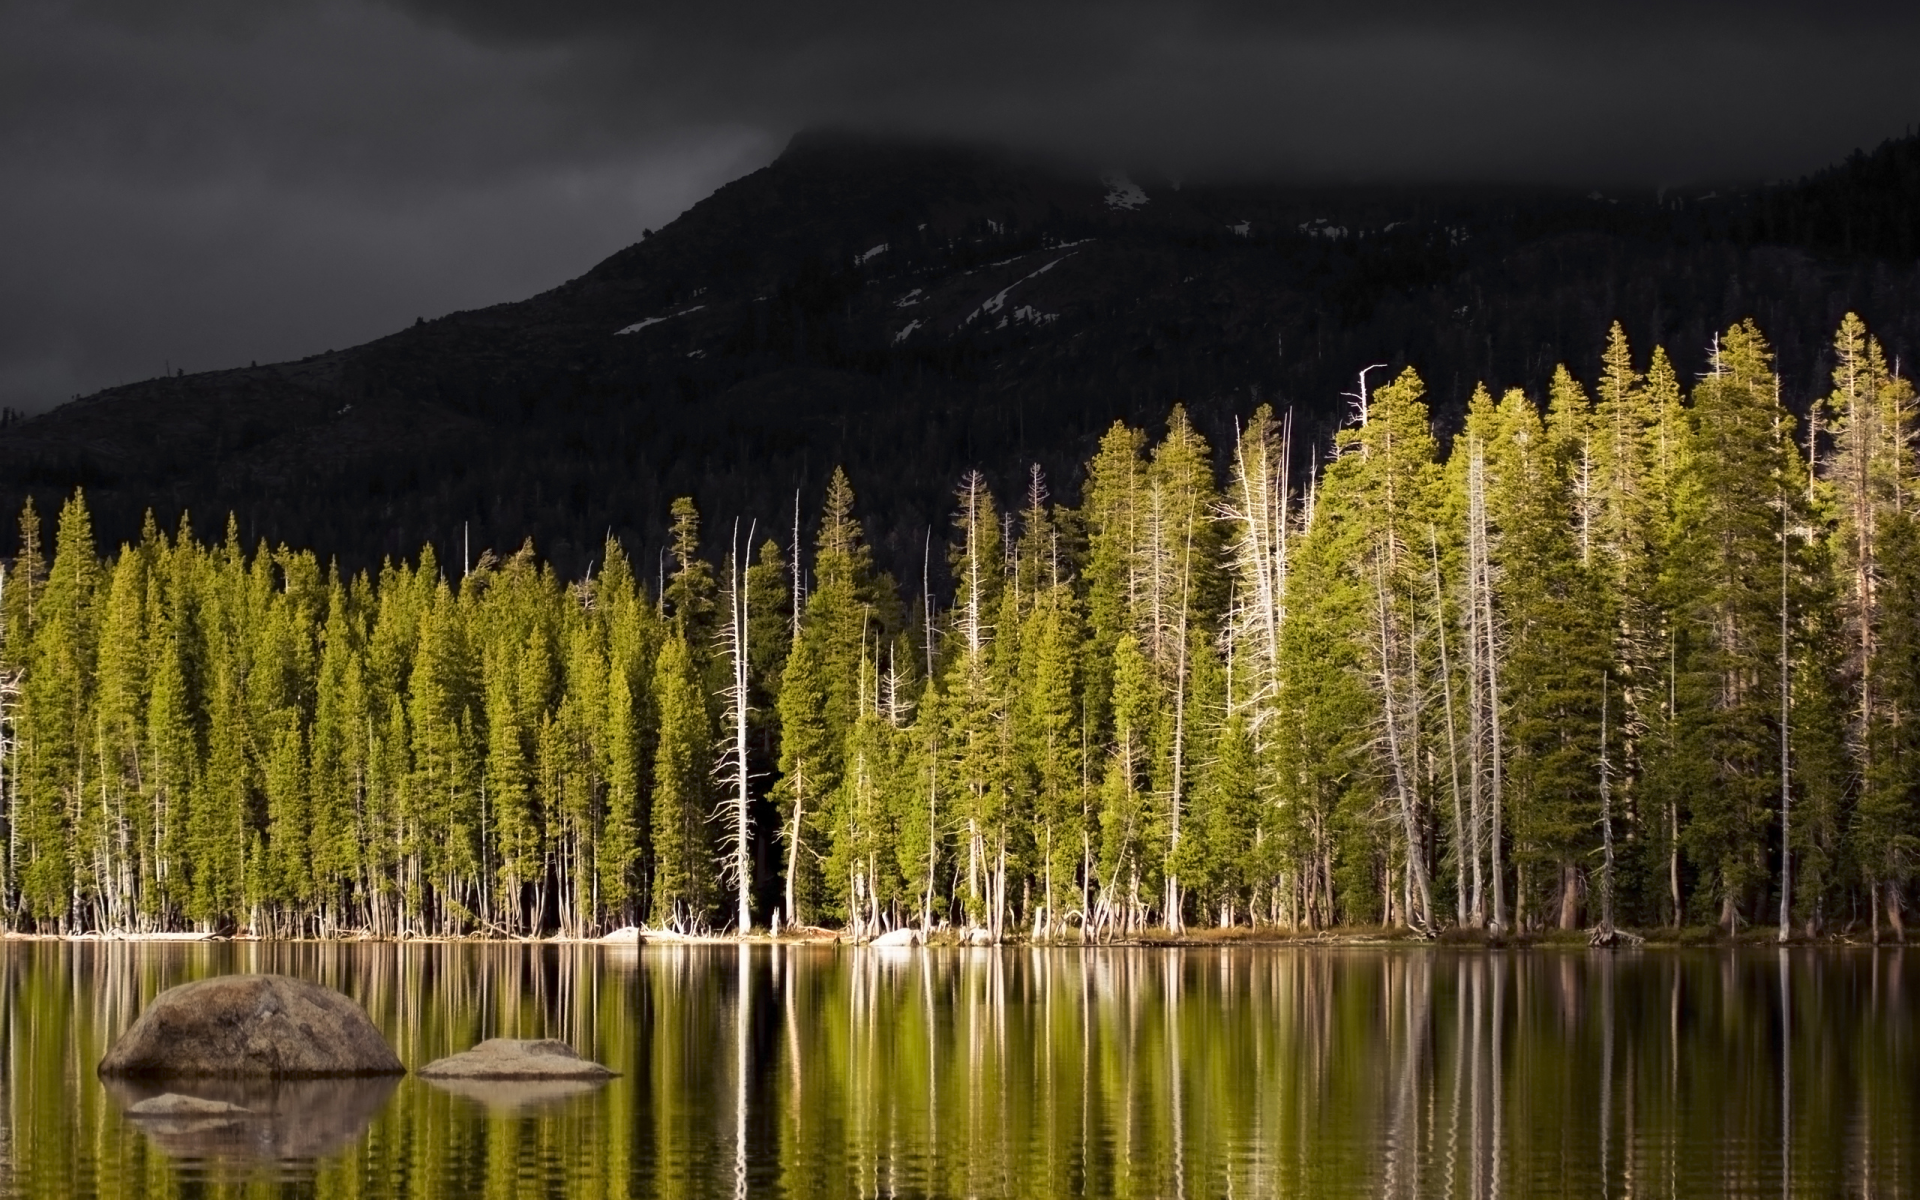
[
  {"left": 0, "top": 0, "right": 772, "bottom": 412},
  {"left": 5, "top": 0, "right": 1918, "bottom": 412},
  {"left": 385, "top": 0, "right": 1920, "bottom": 183}
]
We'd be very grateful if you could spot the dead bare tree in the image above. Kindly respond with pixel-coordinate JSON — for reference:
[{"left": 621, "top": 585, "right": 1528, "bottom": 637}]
[{"left": 716, "top": 520, "right": 756, "bottom": 935}]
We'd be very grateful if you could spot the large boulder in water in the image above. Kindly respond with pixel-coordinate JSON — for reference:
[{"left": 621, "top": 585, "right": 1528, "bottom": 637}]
[
  {"left": 98, "top": 974, "right": 403, "bottom": 1078},
  {"left": 418, "top": 1038, "right": 615, "bottom": 1081}
]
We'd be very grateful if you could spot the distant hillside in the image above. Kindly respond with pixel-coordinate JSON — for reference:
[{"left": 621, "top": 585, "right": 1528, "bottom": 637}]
[{"left": 5, "top": 129, "right": 1920, "bottom": 580}]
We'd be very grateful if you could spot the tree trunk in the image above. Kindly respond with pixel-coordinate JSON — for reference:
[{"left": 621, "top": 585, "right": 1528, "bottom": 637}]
[
  {"left": 1557, "top": 862, "right": 1580, "bottom": 930},
  {"left": 1374, "top": 553, "right": 1433, "bottom": 933}
]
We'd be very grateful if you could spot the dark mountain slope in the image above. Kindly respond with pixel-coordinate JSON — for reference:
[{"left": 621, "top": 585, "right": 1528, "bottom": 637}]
[{"left": 6, "top": 130, "right": 1920, "bottom": 578}]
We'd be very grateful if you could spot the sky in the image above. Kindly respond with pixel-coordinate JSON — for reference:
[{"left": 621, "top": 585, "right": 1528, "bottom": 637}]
[{"left": 4, "top": 0, "right": 1918, "bottom": 414}]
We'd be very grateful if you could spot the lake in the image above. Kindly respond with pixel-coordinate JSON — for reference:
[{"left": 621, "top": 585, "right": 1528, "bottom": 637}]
[{"left": 0, "top": 941, "right": 1912, "bottom": 1198}]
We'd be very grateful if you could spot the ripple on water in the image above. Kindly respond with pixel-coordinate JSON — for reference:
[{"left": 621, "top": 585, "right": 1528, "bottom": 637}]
[{"left": 0, "top": 942, "right": 1915, "bottom": 1198}]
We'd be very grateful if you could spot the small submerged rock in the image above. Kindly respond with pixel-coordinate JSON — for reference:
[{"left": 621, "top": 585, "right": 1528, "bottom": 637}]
[
  {"left": 418, "top": 1038, "right": 616, "bottom": 1081},
  {"left": 128, "top": 1093, "right": 253, "bottom": 1117}
]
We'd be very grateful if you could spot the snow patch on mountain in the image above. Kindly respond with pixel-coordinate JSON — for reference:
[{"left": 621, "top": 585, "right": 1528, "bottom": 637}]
[
  {"left": 893, "top": 320, "right": 922, "bottom": 345},
  {"left": 1102, "top": 172, "right": 1147, "bottom": 211},
  {"left": 856, "top": 243, "right": 889, "bottom": 265},
  {"left": 964, "top": 254, "right": 1076, "bottom": 327},
  {"left": 895, "top": 288, "right": 923, "bottom": 308},
  {"left": 1229, "top": 221, "right": 1251, "bottom": 237},
  {"left": 614, "top": 305, "right": 705, "bottom": 335}
]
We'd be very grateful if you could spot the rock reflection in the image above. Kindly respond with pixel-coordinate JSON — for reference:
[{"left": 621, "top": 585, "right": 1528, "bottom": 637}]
[
  {"left": 104, "top": 1075, "right": 398, "bottom": 1165},
  {"left": 421, "top": 1075, "right": 608, "bottom": 1114}
]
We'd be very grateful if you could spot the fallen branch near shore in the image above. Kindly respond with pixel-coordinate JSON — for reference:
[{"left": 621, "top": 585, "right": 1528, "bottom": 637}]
[{"left": 1588, "top": 924, "right": 1647, "bottom": 947}]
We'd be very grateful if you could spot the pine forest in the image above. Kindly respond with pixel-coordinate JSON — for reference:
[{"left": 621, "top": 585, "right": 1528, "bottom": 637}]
[{"left": 4, "top": 314, "right": 1918, "bottom": 943}]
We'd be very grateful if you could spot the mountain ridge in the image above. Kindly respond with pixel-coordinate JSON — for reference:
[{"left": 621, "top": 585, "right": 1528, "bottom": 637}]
[{"left": 5, "top": 128, "right": 1920, "bottom": 579}]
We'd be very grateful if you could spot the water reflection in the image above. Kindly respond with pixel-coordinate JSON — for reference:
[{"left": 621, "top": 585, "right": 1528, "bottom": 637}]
[
  {"left": 421, "top": 1076, "right": 608, "bottom": 1114},
  {"left": 104, "top": 1076, "right": 399, "bottom": 1166},
  {"left": 0, "top": 942, "right": 1914, "bottom": 1197}
]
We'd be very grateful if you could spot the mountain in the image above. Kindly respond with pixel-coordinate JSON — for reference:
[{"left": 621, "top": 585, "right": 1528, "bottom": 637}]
[{"left": 5, "top": 129, "right": 1920, "bottom": 580}]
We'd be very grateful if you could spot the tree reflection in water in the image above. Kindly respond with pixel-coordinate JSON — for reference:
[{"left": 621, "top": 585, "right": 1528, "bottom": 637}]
[{"left": 0, "top": 941, "right": 1912, "bottom": 1198}]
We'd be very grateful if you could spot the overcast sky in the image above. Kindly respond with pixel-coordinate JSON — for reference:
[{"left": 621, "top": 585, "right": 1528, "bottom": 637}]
[{"left": 4, "top": 0, "right": 1917, "bottom": 413}]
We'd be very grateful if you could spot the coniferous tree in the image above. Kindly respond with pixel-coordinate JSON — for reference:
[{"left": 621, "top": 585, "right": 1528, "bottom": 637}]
[
  {"left": 1221, "top": 405, "right": 1297, "bottom": 919},
  {"left": 664, "top": 498, "right": 716, "bottom": 648},
  {"left": 773, "top": 625, "right": 829, "bottom": 928},
  {"left": 1307, "top": 368, "right": 1442, "bottom": 930},
  {"left": 20, "top": 492, "right": 99, "bottom": 925},
  {"left": 1825, "top": 313, "right": 1920, "bottom": 937},
  {"left": 93, "top": 543, "right": 148, "bottom": 925},
  {"left": 650, "top": 633, "right": 710, "bottom": 930},
  {"left": 1639, "top": 344, "right": 1691, "bottom": 925},
  {"left": 1081, "top": 423, "right": 1148, "bottom": 746},
  {"left": 1860, "top": 507, "right": 1920, "bottom": 938},
  {"left": 1142, "top": 408, "right": 1221, "bottom": 929},
  {"left": 1665, "top": 322, "right": 1805, "bottom": 929},
  {"left": 1501, "top": 377, "right": 1611, "bottom": 929},
  {"left": 3, "top": 312, "right": 1917, "bottom": 941},
  {"left": 1273, "top": 456, "right": 1369, "bottom": 928},
  {"left": 745, "top": 537, "right": 790, "bottom": 745},
  {"left": 143, "top": 540, "right": 199, "bottom": 926},
  {"left": 944, "top": 471, "right": 1011, "bottom": 936},
  {"left": 482, "top": 640, "right": 536, "bottom": 930},
  {"left": 1017, "top": 567, "right": 1083, "bottom": 935},
  {"left": 1099, "top": 632, "right": 1153, "bottom": 933}
]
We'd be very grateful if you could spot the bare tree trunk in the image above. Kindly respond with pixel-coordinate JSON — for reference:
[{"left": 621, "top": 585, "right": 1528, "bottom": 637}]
[
  {"left": 1465, "top": 539, "right": 1487, "bottom": 927},
  {"left": 1165, "top": 540, "right": 1192, "bottom": 934},
  {"left": 923, "top": 755, "right": 937, "bottom": 932},
  {"left": 1430, "top": 528, "right": 1466, "bottom": 927},
  {"left": 993, "top": 837, "right": 1008, "bottom": 943},
  {"left": 785, "top": 765, "right": 803, "bottom": 929},
  {"left": 1557, "top": 862, "right": 1580, "bottom": 930},
  {"left": 1470, "top": 445, "right": 1507, "bottom": 930},
  {"left": 1374, "top": 553, "right": 1433, "bottom": 933},
  {"left": 720, "top": 522, "right": 756, "bottom": 935},
  {"left": 1668, "top": 633, "right": 1682, "bottom": 927},
  {"left": 1598, "top": 673, "right": 1617, "bottom": 935},
  {"left": 1776, "top": 491, "right": 1794, "bottom": 942}
]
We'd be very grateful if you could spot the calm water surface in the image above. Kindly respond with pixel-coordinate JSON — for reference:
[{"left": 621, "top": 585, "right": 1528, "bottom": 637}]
[{"left": 0, "top": 942, "right": 1913, "bottom": 1198}]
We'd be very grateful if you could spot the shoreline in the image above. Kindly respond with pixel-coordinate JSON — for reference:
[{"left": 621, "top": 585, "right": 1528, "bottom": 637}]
[{"left": 0, "top": 925, "right": 1906, "bottom": 949}]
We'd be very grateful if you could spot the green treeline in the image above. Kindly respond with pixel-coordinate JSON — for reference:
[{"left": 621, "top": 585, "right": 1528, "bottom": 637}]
[{"left": 2, "top": 314, "right": 1916, "bottom": 938}]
